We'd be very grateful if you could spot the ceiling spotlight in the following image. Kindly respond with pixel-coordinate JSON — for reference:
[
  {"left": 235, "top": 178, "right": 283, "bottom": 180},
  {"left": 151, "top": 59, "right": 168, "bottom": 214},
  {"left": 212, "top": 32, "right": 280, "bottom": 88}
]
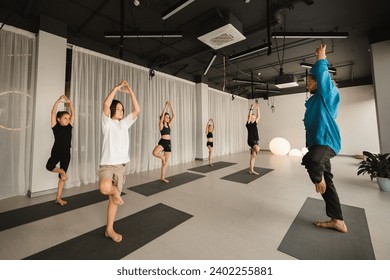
[{"left": 134, "top": 0, "right": 140, "bottom": 6}]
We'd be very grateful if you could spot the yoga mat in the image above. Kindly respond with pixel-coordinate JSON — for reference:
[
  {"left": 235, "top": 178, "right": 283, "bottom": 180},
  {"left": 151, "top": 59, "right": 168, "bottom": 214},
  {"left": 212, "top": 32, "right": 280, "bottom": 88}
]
[
  {"left": 220, "top": 167, "right": 273, "bottom": 184},
  {"left": 24, "top": 203, "right": 193, "bottom": 260},
  {"left": 128, "top": 172, "right": 205, "bottom": 196},
  {"left": 0, "top": 190, "right": 117, "bottom": 231},
  {"left": 188, "top": 161, "right": 237, "bottom": 173},
  {"left": 278, "top": 197, "right": 375, "bottom": 260}
]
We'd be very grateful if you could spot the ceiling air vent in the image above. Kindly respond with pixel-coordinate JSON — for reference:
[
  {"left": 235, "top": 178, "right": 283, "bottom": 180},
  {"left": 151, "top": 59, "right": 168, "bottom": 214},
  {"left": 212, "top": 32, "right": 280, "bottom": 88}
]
[
  {"left": 198, "top": 24, "right": 245, "bottom": 49},
  {"left": 197, "top": 10, "right": 246, "bottom": 50}
]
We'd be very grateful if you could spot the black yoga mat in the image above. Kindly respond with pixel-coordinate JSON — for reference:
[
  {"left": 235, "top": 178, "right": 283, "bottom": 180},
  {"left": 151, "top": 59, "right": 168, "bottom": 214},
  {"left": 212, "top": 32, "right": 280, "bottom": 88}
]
[
  {"left": 128, "top": 172, "right": 205, "bottom": 196},
  {"left": 278, "top": 197, "right": 375, "bottom": 260},
  {"left": 24, "top": 203, "right": 193, "bottom": 260},
  {"left": 220, "top": 167, "right": 273, "bottom": 184},
  {"left": 188, "top": 161, "right": 237, "bottom": 173},
  {"left": 0, "top": 189, "right": 116, "bottom": 231}
]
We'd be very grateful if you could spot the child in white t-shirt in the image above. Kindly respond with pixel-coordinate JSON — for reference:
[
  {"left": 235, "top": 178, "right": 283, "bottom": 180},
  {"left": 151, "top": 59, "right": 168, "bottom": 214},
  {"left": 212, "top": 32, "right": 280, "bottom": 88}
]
[{"left": 97, "top": 80, "right": 140, "bottom": 243}]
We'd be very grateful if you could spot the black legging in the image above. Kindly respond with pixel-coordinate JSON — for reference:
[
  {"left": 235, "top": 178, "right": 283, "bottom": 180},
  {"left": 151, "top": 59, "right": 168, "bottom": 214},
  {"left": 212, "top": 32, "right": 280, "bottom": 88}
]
[
  {"left": 46, "top": 149, "right": 71, "bottom": 179},
  {"left": 302, "top": 145, "right": 344, "bottom": 220}
]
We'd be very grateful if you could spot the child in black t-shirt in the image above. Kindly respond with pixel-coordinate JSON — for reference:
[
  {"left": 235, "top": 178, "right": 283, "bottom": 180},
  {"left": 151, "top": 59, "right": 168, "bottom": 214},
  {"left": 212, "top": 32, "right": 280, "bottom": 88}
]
[{"left": 46, "top": 95, "right": 75, "bottom": 206}]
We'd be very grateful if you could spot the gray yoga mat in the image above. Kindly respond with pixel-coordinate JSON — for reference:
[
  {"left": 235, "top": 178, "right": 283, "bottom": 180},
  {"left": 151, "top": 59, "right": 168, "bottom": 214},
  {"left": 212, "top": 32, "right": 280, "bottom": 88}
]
[
  {"left": 188, "top": 161, "right": 237, "bottom": 173},
  {"left": 128, "top": 172, "right": 205, "bottom": 196},
  {"left": 24, "top": 203, "right": 193, "bottom": 260},
  {"left": 0, "top": 189, "right": 116, "bottom": 231},
  {"left": 278, "top": 197, "right": 375, "bottom": 260},
  {"left": 220, "top": 167, "right": 273, "bottom": 184}
]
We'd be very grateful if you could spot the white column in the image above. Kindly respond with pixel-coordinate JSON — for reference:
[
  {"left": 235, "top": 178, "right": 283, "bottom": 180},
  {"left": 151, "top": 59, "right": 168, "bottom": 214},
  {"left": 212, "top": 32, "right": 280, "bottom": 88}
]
[
  {"left": 195, "top": 82, "right": 209, "bottom": 160},
  {"left": 371, "top": 40, "right": 390, "bottom": 153},
  {"left": 29, "top": 31, "right": 67, "bottom": 196}
]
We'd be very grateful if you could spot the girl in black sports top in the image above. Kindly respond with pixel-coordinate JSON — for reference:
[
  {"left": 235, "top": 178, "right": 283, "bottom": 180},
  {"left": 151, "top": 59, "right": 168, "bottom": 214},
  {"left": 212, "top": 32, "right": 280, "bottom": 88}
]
[
  {"left": 205, "top": 118, "right": 214, "bottom": 166},
  {"left": 46, "top": 95, "right": 75, "bottom": 205},
  {"left": 152, "top": 101, "right": 175, "bottom": 183}
]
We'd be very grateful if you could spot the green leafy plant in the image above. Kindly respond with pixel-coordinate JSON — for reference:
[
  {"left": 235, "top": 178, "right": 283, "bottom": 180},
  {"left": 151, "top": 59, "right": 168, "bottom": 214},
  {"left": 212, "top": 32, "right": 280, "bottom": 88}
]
[{"left": 357, "top": 151, "right": 390, "bottom": 180}]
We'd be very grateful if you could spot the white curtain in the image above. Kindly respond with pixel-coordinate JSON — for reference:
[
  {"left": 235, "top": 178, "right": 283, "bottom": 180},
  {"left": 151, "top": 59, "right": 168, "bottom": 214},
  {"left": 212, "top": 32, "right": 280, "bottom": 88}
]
[
  {"left": 0, "top": 26, "right": 36, "bottom": 199},
  {"left": 68, "top": 47, "right": 196, "bottom": 186},
  {"left": 208, "top": 89, "right": 249, "bottom": 157}
]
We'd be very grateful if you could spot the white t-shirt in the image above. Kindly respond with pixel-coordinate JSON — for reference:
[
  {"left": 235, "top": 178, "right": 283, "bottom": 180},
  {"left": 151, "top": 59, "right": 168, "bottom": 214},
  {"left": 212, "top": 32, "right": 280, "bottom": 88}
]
[{"left": 100, "top": 113, "right": 137, "bottom": 165}]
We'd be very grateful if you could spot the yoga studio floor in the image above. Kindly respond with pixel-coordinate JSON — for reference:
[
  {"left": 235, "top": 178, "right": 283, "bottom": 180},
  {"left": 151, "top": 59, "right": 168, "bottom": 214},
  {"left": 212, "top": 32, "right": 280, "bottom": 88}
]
[{"left": 1, "top": 151, "right": 389, "bottom": 260}]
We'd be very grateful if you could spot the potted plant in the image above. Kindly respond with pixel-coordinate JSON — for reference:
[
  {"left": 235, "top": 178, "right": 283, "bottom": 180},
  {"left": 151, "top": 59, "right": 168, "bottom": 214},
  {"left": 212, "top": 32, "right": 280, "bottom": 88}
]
[{"left": 357, "top": 151, "right": 390, "bottom": 192}]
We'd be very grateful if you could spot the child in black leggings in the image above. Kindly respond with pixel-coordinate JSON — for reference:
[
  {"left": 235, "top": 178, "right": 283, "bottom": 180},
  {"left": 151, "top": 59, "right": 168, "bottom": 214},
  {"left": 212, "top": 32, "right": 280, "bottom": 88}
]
[{"left": 46, "top": 95, "right": 74, "bottom": 205}]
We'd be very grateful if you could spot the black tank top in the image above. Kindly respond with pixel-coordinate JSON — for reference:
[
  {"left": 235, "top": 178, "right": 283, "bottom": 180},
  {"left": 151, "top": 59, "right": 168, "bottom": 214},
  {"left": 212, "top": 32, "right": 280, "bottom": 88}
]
[
  {"left": 207, "top": 132, "right": 213, "bottom": 138},
  {"left": 52, "top": 123, "right": 72, "bottom": 151},
  {"left": 160, "top": 124, "right": 170, "bottom": 136},
  {"left": 246, "top": 121, "right": 259, "bottom": 142}
]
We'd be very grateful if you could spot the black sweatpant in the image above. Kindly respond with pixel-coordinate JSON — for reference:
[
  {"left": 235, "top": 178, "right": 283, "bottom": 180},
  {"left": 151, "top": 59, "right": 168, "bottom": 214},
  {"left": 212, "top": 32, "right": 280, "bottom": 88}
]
[{"left": 301, "top": 145, "right": 344, "bottom": 220}]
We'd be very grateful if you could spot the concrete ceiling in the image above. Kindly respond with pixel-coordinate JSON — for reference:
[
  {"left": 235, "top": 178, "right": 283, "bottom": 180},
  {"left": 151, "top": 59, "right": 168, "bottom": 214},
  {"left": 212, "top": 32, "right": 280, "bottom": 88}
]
[{"left": 1, "top": 0, "right": 389, "bottom": 99}]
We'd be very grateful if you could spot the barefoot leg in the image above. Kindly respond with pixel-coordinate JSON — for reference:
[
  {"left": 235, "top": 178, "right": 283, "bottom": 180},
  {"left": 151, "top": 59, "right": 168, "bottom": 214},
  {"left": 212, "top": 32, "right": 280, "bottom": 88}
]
[{"left": 313, "top": 219, "right": 348, "bottom": 233}]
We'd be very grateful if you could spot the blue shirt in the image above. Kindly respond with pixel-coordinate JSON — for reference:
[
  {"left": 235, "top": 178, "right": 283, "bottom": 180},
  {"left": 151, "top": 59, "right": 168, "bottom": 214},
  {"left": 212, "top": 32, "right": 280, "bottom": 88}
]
[{"left": 304, "top": 59, "right": 341, "bottom": 154}]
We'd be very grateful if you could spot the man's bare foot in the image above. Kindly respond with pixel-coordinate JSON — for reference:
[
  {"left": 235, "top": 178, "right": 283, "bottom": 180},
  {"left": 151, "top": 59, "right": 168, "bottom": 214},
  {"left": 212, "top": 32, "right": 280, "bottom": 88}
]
[
  {"left": 209, "top": 163, "right": 213, "bottom": 166},
  {"left": 249, "top": 170, "right": 259, "bottom": 175},
  {"left": 313, "top": 219, "right": 348, "bottom": 233},
  {"left": 161, "top": 178, "right": 169, "bottom": 183},
  {"left": 315, "top": 176, "right": 326, "bottom": 194},
  {"left": 105, "top": 230, "right": 122, "bottom": 242},
  {"left": 112, "top": 193, "right": 124, "bottom": 205},
  {"left": 55, "top": 199, "right": 67, "bottom": 206}
]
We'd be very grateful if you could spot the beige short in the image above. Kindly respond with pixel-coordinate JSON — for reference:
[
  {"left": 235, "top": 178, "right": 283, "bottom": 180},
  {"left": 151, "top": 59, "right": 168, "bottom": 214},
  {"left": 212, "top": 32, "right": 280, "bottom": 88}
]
[{"left": 97, "top": 164, "right": 126, "bottom": 193}]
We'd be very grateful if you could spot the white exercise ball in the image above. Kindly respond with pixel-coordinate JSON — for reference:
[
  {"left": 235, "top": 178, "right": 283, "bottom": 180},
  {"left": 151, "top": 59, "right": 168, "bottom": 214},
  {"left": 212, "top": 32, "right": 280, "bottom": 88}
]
[
  {"left": 269, "top": 137, "right": 291, "bottom": 156},
  {"left": 289, "top": 148, "right": 303, "bottom": 156}
]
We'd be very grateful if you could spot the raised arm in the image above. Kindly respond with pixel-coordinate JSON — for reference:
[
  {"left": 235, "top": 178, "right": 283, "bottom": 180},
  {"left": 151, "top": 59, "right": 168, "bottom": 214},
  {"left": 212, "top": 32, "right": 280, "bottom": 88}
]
[
  {"left": 159, "top": 101, "right": 169, "bottom": 130},
  {"left": 64, "top": 95, "right": 75, "bottom": 126},
  {"left": 122, "top": 81, "right": 140, "bottom": 120},
  {"left": 51, "top": 95, "right": 65, "bottom": 128},
  {"left": 316, "top": 43, "right": 327, "bottom": 61},
  {"left": 247, "top": 103, "right": 254, "bottom": 123},
  {"left": 255, "top": 103, "right": 260, "bottom": 123},
  {"left": 311, "top": 44, "right": 335, "bottom": 98},
  {"left": 103, "top": 81, "right": 127, "bottom": 117},
  {"left": 168, "top": 101, "right": 175, "bottom": 125},
  {"left": 205, "top": 118, "right": 212, "bottom": 134}
]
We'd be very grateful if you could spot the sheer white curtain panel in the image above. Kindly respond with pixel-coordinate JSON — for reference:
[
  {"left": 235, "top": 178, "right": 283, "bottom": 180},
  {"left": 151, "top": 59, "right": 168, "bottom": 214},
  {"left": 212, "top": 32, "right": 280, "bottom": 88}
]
[{"left": 0, "top": 27, "right": 36, "bottom": 199}]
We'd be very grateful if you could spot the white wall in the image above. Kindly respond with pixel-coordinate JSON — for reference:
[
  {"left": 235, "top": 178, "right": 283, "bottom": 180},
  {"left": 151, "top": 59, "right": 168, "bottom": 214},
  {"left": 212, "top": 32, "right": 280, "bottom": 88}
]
[
  {"left": 338, "top": 85, "right": 380, "bottom": 155},
  {"left": 258, "top": 93, "right": 306, "bottom": 153},
  {"left": 259, "top": 85, "right": 380, "bottom": 156},
  {"left": 29, "top": 31, "right": 67, "bottom": 196},
  {"left": 371, "top": 40, "right": 390, "bottom": 153}
]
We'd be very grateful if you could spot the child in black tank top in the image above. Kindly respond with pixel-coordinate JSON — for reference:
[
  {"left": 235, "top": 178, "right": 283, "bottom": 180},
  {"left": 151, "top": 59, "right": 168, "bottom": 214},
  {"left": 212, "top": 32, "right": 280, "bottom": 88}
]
[{"left": 46, "top": 95, "right": 75, "bottom": 206}]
